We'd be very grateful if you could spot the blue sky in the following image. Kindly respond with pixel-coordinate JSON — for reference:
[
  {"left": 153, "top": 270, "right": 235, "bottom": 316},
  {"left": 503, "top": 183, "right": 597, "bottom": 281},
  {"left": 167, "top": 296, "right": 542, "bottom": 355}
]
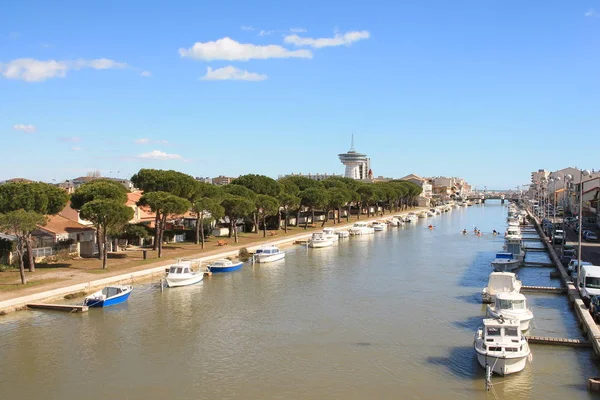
[{"left": 1, "top": 1, "right": 599, "bottom": 190}]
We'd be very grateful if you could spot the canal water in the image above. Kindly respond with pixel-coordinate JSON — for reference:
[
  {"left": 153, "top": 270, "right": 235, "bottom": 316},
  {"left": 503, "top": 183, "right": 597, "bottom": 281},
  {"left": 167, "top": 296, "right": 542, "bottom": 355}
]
[{"left": 1, "top": 201, "right": 598, "bottom": 399}]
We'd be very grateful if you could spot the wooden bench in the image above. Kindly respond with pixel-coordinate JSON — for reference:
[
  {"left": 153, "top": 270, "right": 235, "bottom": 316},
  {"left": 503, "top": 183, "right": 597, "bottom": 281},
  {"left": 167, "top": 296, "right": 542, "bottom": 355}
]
[
  {"left": 216, "top": 240, "right": 228, "bottom": 246},
  {"left": 268, "top": 231, "right": 278, "bottom": 236}
]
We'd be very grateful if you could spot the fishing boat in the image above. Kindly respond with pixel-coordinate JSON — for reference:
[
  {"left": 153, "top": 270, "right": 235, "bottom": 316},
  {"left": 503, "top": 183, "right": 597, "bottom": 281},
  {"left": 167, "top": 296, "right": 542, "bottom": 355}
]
[
  {"left": 165, "top": 260, "right": 204, "bottom": 287},
  {"left": 482, "top": 272, "right": 522, "bottom": 303},
  {"left": 84, "top": 285, "right": 133, "bottom": 307},
  {"left": 491, "top": 252, "right": 521, "bottom": 272},
  {"left": 254, "top": 245, "right": 285, "bottom": 263},
  {"left": 474, "top": 317, "right": 531, "bottom": 376},
  {"left": 487, "top": 292, "right": 534, "bottom": 332},
  {"left": 322, "top": 227, "right": 339, "bottom": 242},
  {"left": 308, "top": 232, "right": 334, "bottom": 248},
  {"left": 207, "top": 258, "right": 243, "bottom": 273}
]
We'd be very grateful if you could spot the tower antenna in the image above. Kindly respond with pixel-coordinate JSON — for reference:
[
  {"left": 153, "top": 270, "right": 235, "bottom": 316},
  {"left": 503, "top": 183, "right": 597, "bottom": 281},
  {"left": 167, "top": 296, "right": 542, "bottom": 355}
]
[{"left": 350, "top": 134, "right": 355, "bottom": 152}]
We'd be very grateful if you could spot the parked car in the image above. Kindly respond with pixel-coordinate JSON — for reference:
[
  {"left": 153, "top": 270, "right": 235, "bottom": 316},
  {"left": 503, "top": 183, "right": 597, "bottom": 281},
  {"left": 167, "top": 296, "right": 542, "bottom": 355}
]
[
  {"left": 584, "top": 231, "right": 599, "bottom": 242},
  {"left": 590, "top": 296, "right": 600, "bottom": 323},
  {"left": 567, "top": 259, "right": 592, "bottom": 275},
  {"left": 560, "top": 255, "right": 573, "bottom": 267},
  {"left": 564, "top": 217, "right": 578, "bottom": 224},
  {"left": 552, "top": 230, "right": 565, "bottom": 245}
]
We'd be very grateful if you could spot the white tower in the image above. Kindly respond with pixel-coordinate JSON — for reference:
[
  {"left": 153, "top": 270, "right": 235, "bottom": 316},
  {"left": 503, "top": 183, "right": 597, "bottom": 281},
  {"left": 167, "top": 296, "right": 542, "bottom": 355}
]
[{"left": 338, "top": 135, "right": 369, "bottom": 180}]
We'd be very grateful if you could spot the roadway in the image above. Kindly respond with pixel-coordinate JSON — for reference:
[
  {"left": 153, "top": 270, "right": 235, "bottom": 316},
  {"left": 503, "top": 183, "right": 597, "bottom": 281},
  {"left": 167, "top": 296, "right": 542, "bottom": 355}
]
[{"left": 562, "top": 225, "right": 600, "bottom": 266}]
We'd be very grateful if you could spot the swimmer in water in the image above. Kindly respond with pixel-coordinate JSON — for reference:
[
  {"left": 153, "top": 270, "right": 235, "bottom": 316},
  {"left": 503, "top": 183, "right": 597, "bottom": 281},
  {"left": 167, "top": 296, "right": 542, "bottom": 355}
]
[{"left": 462, "top": 229, "right": 468, "bottom": 235}]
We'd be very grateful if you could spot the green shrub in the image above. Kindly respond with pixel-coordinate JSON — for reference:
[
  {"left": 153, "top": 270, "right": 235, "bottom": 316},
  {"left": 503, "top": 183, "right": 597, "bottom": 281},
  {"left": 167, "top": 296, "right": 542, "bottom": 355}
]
[{"left": 238, "top": 247, "right": 250, "bottom": 262}]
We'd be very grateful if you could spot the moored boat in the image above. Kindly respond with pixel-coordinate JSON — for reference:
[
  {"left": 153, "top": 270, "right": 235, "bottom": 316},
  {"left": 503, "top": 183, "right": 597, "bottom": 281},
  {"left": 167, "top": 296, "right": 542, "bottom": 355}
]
[
  {"left": 482, "top": 272, "right": 522, "bottom": 303},
  {"left": 337, "top": 230, "right": 350, "bottom": 238},
  {"left": 371, "top": 221, "right": 387, "bottom": 231},
  {"left": 474, "top": 317, "right": 531, "bottom": 376},
  {"left": 308, "top": 232, "right": 334, "bottom": 248},
  {"left": 165, "top": 260, "right": 204, "bottom": 287},
  {"left": 487, "top": 292, "right": 534, "bottom": 332},
  {"left": 254, "top": 245, "right": 285, "bottom": 263},
  {"left": 404, "top": 213, "right": 418, "bottom": 223},
  {"left": 208, "top": 258, "right": 244, "bottom": 273},
  {"left": 84, "top": 285, "right": 133, "bottom": 307},
  {"left": 491, "top": 252, "right": 521, "bottom": 272},
  {"left": 322, "top": 227, "right": 339, "bottom": 242},
  {"left": 349, "top": 222, "right": 374, "bottom": 235}
]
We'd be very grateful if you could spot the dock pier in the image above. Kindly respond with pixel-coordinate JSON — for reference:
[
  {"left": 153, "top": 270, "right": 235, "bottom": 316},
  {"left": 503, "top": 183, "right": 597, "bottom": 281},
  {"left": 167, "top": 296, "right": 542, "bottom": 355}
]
[{"left": 27, "top": 303, "right": 88, "bottom": 313}]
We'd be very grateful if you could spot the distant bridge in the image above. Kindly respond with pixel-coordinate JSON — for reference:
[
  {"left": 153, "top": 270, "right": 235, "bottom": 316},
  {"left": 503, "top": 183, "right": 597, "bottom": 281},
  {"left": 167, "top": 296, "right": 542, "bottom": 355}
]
[{"left": 466, "top": 192, "right": 519, "bottom": 203}]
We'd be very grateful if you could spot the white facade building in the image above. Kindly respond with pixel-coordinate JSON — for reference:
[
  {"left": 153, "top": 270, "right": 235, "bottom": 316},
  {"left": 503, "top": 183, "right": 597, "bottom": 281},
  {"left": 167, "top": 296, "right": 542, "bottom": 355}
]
[{"left": 338, "top": 137, "right": 371, "bottom": 180}]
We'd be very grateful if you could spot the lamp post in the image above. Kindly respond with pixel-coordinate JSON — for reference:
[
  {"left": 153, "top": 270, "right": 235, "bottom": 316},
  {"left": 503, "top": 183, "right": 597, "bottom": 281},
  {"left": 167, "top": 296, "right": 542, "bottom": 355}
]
[{"left": 549, "top": 176, "right": 561, "bottom": 222}]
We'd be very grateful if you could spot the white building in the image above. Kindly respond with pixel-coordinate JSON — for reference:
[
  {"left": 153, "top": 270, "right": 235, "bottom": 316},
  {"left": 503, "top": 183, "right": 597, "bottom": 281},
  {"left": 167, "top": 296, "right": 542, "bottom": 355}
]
[
  {"left": 338, "top": 137, "right": 372, "bottom": 180},
  {"left": 399, "top": 174, "right": 432, "bottom": 206}
]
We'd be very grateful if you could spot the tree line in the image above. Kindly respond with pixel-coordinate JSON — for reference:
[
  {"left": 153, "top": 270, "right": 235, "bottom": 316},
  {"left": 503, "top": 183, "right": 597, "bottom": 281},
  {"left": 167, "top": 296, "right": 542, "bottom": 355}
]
[{"left": 0, "top": 169, "right": 422, "bottom": 283}]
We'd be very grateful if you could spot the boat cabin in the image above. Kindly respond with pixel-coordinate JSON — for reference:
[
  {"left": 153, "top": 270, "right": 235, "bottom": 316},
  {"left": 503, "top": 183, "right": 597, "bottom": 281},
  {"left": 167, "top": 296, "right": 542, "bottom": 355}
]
[
  {"left": 494, "top": 292, "right": 527, "bottom": 312},
  {"left": 477, "top": 318, "right": 523, "bottom": 351},
  {"left": 495, "top": 252, "right": 514, "bottom": 260},
  {"left": 102, "top": 286, "right": 126, "bottom": 298},
  {"left": 168, "top": 265, "right": 192, "bottom": 275},
  {"left": 255, "top": 246, "right": 280, "bottom": 255}
]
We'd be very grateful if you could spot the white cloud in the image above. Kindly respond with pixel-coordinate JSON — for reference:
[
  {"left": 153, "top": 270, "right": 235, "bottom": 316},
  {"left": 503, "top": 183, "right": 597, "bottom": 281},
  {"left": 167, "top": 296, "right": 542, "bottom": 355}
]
[
  {"left": 0, "top": 58, "right": 129, "bottom": 82},
  {"left": 13, "top": 124, "right": 36, "bottom": 133},
  {"left": 284, "top": 30, "right": 370, "bottom": 48},
  {"left": 137, "top": 150, "right": 183, "bottom": 160},
  {"left": 71, "top": 146, "right": 83, "bottom": 151},
  {"left": 258, "top": 30, "right": 274, "bottom": 36},
  {"left": 241, "top": 25, "right": 255, "bottom": 31},
  {"left": 289, "top": 28, "right": 307, "bottom": 33},
  {"left": 178, "top": 37, "right": 312, "bottom": 61},
  {"left": 141, "top": 70, "right": 152, "bottom": 77},
  {"left": 201, "top": 66, "right": 267, "bottom": 81},
  {"left": 134, "top": 138, "right": 168, "bottom": 144},
  {"left": 59, "top": 136, "right": 81, "bottom": 142},
  {"left": 585, "top": 8, "right": 598, "bottom": 17}
]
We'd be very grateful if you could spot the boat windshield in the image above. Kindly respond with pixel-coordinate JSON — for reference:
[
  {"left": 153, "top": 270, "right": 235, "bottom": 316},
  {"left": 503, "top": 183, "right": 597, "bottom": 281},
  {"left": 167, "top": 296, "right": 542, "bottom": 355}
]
[
  {"left": 498, "top": 299, "right": 517, "bottom": 310},
  {"left": 586, "top": 277, "right": 600, "bottom": 289},
  {"left": 505, "top": 327, "right": 519, "bottom": 337},
  {"left": 486, "top": 326, "right": 501, "bottom": 336}
]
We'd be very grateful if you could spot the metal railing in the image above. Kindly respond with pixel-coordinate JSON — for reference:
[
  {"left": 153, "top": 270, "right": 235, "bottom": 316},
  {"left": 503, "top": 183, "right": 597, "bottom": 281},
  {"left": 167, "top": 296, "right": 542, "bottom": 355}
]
[{"left": 31, "top": 244, "right": 78, "bottom": 258}]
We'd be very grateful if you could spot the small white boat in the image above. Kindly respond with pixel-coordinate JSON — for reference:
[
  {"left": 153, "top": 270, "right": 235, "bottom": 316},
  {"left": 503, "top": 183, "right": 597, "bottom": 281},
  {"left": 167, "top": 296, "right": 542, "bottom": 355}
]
[
  {"left": 482, "top": 272, "right": 522, "bottom": 303},
  {"left": 349, "top": 222, "right": 374, "bottom": 235},
  {"left": 308, "top": 232, "right": 334, "bottom": 248},
  {"left": 371, "top": 221, "right": 387, "bottom": 231},
  {"left": 404, "top": 213, "right": 418, "bottom": 223},
  {"left": 322, "top": 227, "right": 339, "bottom": 242},
  {"left": 491, "top": 252, "right": 521, "bottom": 272},
  {"left": 505, "top": 226, "right": 522, "bottom": 241},
  {"left": 337, "top": 230, "right": 350, "bottom": 238},
  {"left": 426, "top": 210, "right": 435, "bottom": 217},
  {"left": 165, "top": 260, "right": 204, "bottom": 288},
  {"left": 418, "top": 211, "right": 428, "bottom": 219},
  {"left": 474, "top": 317, "right": 531, "bottom": 376},
  {"left": 389, "top": 217, "right": 403, "bottom": 227},
  {"left": 487, "top": 292, "right": 534, "bottom": 332},
  {"left": 207, "top": 258, "right": 243, "bottom": 273},
  {"left": 254, "top": 245, "right": 285, "bottom": 263}
]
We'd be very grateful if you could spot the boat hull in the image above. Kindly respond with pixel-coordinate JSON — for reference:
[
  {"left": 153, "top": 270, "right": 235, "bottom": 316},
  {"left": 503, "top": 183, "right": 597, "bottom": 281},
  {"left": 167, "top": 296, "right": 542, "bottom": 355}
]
[
  {"left": 255, "top": 252, "right": 285, "bottom": 263},
  {"left": 84, "top": 290, "right": 132, "bottom": 308},
  {"left": 475, "top": 350, "right": 528, "bottom": 376},
  {"left": 209, "top": 262, "right": 243, "bottom": 273},
  {"left": 308, "top": 240, "right": 333, "bottom": 248},
  {"left": 491, "top": 259, "right": 521, "bottom": 272},
  {"left": 166, "top": 273, "right": 204, "bottom": 287}
]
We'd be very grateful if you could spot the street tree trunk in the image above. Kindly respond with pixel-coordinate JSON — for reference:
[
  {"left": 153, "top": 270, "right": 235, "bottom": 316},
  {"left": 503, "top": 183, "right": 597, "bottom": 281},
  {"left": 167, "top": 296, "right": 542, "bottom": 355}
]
[
  {"left": 234, "top": 218, "right": 239, "bottom": 243},
  {"left": 195, "top": 214, "right": 201, "bottom": 245},
  {"left": 96, "top": 229, "right": 102, "bottom": 260},
  {"left": 262, "top": 215, "right": 267, "bottom": 237},
  {"left": 153, "top": 213, "right": 160, "bottom": 250},
  {"left": 158, "top": 214, "right": 167, "bottom": 258},
  {"left": 16, "top": 236, "right": 26, "bottom": 284},
  {"left": 347, "top": 205, "right": 351, "bottom": 222},
  {"left": 102, "top": 231, "right": 108, "bottom": 269},
  {"left": 253, "top": 212, "right": 258, "bottom": 234},
  {"left": 25, "top": 234, "right": 35, "bottom": 272},
  {"left": 284, "top": 209, "right": 289, "bottom": 233},
  {"left": 200, "top": 212, "right": 206, "bottom": 249},
  {"left": 321, "top": 209, "right": 329, "bottom": 227}
]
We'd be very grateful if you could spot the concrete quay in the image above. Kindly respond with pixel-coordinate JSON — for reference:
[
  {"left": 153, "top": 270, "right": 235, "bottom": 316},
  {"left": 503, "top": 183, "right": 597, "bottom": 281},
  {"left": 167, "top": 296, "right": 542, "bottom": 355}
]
[{"left": 526, "top": 207, "right": 600, "bottom": 358}]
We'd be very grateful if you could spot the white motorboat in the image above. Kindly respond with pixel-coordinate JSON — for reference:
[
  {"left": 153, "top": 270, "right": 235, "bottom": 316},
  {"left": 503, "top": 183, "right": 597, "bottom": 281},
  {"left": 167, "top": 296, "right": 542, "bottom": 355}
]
[
  {"left": 371, "top": 221, "right": 387, "bottom": 231},
  {"left": 426, "top": 210, "right": 435, "bottom": 217},
  {"left": 487, "top": 292, "right": 534, "bottom": 332},
  {"left": 165, "top": 260, "right": 204, "bottom": 288},
  {"left": 404, "top": 213, "right": 418, "bottom": 223},
  {"left": 491, "top": 252, "right": 521, "bottom": 272},
  {"left": 474, "top": 317, "right": 531, "bottom": 376},
  {"left": 418, "top": 211, "right": 428, "bottom": 219},
  {"left": 388, "top": 217, "right": 403, "bottom": 227},
  {"left": 505, "top": 226, "right": 522, "bottom": 241},
  {"left": 254, "top": 245, "right": 285, "bottom": 263},
  {"left": 507, "top": 217, "right": 520, "bottom": 227},
  {"left": 308, "top": 232, "right": 334, "bottom": 248},
  {"left": 349, "top": 222, "right": 374, "bottom": 235},
  {"left": 337, "top": 230, "right": 350, "bottom": 238},
  {"left": 322, "top": 227, "right": 339, "bottom": 242},
  {"left": 482, "top": 272, "right": 522, "bottom": 303}
]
